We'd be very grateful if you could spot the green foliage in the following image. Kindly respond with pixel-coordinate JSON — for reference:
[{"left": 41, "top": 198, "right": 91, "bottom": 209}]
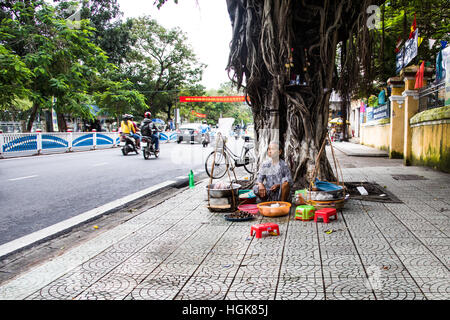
[
  {"left": 0, "top": 0, "right": 246, "bottom": 130},
  {"left": 175, "top": 85, "right": 207, "bottom": 122},
  {"left": 53, "top": 0, "right": 134, "bottom": 66},
  {"left": 121, "top": 16, "right": 205, "bottom": 119},
  {"left": 0, "top": 45, "right": 32, "bottom": 108},
  {"left": 368, "top": 95, "right": 378, "bottom": 107},
  {"left": 368, "top": 0, "right": 450, "bottom": 89},
  {"left": 348, "top": 0, "right": 450, "bottom": 102},
  {"left": 94, "top": 79, "right": 148, "bottom": 120},
  {"left": 0, "top": 0, "right": 114, "bottom": 130}
]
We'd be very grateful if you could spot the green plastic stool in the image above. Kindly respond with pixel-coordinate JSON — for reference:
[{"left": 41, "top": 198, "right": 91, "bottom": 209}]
[{"left": 295, "top": 205, "right": 316, "bottom": 221}]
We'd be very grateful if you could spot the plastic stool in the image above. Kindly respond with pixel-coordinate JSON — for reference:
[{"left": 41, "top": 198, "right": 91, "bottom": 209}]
[
  {"left": 295, "top": 205, "right": 316, "bottom": 221},
  {"left": 314, "top": 208, "right": 338, "bottom": 223},
  {"left": 250, "top": 223, "right": 280, "bottom": 238}
]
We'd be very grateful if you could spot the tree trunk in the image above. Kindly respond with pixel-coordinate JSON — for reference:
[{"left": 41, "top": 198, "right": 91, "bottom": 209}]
[
  {"left": 340, "top": 40, "right": 349, "bottom": 142},
  {"left": 403, "top": 9, "right": 408, "bottom": 42},
  {"left": 227, "top": 0, "right": 384, "bottom": 189},
  {"left": 167, "top": 103, "right": 172, "bottom": 122},
  {"left": 57, "top": 112, "right": 67, "bottom": 132},
  {"left": 26, "top": 101, "right": 39, "bottom": 132},
  {"left": 227, "top": 0, "right": 377, "bottom": 189}
]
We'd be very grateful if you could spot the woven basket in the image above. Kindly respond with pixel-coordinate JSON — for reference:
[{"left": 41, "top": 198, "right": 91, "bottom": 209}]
[
  {"left": 307, "top": 134, "right": 346, "bottom": 210},
  {"left": 306, "top": 198, "right": 345, "bottom": 210}
]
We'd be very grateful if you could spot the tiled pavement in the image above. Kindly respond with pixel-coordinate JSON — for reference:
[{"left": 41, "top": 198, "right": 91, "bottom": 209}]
[
  {"left": 0, "top": 154, "right": 449, "bottom": 300},
  {"left": 332, "top": 141, "right": 389, "bottom": 157}
]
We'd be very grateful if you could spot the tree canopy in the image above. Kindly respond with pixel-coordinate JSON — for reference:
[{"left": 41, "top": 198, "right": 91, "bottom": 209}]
[
  {"left": 121, "top": 16, "right": 205, "bottom": 120},
  {"left": 0, "top": 0, "right": 211, "bottom": 131},
  {"left": 0, "top": 0, "right": 114, "bottom": 130},
  {"left": 368, "top": 0, "right": 450, "bottom": 92}
]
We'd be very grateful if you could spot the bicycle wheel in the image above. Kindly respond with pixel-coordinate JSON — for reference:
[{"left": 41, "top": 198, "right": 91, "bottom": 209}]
[
  {"left": 243, "top": 148, "right": 256, "bottom": 174},
  {"left": 205, "top": 150, "right": 228, "bottom": 179}
]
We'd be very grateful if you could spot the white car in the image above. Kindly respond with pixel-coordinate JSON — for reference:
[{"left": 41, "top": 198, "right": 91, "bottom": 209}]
[
  {"left": 244, "top": 124, "right": 255, "bottom": 140},
  {"left": 176, "top": 123, "right": 202, "bottom": 144}
]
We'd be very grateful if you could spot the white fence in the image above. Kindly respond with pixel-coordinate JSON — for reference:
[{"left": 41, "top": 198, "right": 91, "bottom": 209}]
[{"left": 0, "top": 131, "right": 122, "bottom": 158}]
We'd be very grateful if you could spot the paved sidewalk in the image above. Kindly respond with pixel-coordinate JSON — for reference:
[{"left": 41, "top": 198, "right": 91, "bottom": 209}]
[
  {"left": 0, "top": 149, "right": 449, "bottom": 300},
  {"left": 332, "top": 141, "right": 388, "bottom": 157}
]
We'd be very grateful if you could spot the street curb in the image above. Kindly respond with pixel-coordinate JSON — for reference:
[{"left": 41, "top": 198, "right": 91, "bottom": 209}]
[{"left": 0, "top": 169, "right": 206, "bottom": 260}]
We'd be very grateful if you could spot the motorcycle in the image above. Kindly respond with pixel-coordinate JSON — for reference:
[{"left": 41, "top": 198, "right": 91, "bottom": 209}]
[
  {"left": 201, "top": 132, "right": 210, "bottom": 148},
  {"left": 142, "top": 134, "right": 160, "bottom": 159},
  {"left": 233, "top": 128, "right": 241, "bottom": 140},
  {"left": 121, "top": 134, "right": 139, "bottom": 155}
]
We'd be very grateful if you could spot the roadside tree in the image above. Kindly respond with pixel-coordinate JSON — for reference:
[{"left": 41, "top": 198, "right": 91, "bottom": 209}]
[
  {"left": 123, "top": 17, "right": 205, "bottom": 119},
  {"left": 0, "top": 0, "right": 112, "bottom": 131}
]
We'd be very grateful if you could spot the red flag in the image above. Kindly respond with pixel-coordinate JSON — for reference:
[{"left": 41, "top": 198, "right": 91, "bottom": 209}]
[
  {"left": 414, "top": 61, "right": 425, "bottom": 89},
  {"left": 395, "top": 36, "right": 402, "bottom": 53},
  {"left": 190, "top": 110, "right": 207, "bottom": 118},
  {"left": 409, "top": 13, "right": 416, "bottom": 39}
]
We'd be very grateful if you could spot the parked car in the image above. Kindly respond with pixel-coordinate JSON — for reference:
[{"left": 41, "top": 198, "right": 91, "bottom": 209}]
[
  {"left": 177, "top": 123, "right": 202, "bottom": 144},
  {"left": 242, "top": 124, "right": 255, "bottom": 140}
]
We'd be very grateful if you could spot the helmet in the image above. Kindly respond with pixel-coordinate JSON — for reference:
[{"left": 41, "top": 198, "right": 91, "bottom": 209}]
[
  {"left": 129, "top": 114, "right": 134, "bottom": 119},
  {"left": 122, "top": 114, "right": 130, "bottom": 119},
  {"left": 144, "top": 111, "right": 151, "bottom": 119}
]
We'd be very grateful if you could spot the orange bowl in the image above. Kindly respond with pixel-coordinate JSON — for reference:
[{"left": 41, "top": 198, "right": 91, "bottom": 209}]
[{"left": 257, "top": 201, "right": 291, "bottom": 217}]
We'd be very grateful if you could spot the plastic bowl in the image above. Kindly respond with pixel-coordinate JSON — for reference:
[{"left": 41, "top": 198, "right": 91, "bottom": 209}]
[
  {"left": 257, "top": 201, "right": 292, "bottom": 217},
  {"left": 237, "top": 204, "right": 259, "bottom": 214}
]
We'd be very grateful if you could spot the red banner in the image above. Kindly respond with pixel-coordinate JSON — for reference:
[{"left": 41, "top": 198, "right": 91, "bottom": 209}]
[
  {"left": 191, "top": 110, "right": 207, "bottom": 118},
  {"left": 180, "top": 96, "right": 247, "bottom": 103}
]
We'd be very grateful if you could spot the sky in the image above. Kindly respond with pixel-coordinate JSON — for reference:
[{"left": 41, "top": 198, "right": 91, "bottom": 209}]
[{"left": 117, "top": 0, "right": 233, "bottom": 90}]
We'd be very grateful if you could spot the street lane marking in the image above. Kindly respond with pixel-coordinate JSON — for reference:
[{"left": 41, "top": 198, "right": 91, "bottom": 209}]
[
  {"left": 93, "top": 162, "right": 109, "bottom": 167},
  {"left": 8, "top": 175, "right": 38, "bottom": 181}
]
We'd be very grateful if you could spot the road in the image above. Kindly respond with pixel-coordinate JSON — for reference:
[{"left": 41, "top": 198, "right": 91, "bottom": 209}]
[{"left": 0, "top": 141, "right": 229, "bottom": 246}]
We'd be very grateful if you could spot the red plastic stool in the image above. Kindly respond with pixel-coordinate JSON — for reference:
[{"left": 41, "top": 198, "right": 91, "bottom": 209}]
[
  {"left": 250, "top": 223, "right": 280, "bottom": 238},
  {"left": 314, "top": 208, "right": 338, "bottom": 223}
]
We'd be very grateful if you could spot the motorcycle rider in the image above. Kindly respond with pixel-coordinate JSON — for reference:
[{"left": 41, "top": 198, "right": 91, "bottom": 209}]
[
  {"left": 120, "top": 114, "right": 138, "bottom": 150},
  {"left": 120, "top": 114, "right": 134, "bottom": 136},
  {"left": 140, "top": 111, "right": 159, "bottom": 152},
  {"left": 120, "top": 114, "right": 140, "bottom": 149},
  {"left": 128, "top": 114, "right": 141, "bottom": 149},
  {"left": 200, "top": 120, "right": 210, "bottom": 145}
]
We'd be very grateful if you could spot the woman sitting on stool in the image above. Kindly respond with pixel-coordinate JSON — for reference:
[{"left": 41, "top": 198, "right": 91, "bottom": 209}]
[{"left": 252, "top": 141, "right": 293, "bottom": 203}]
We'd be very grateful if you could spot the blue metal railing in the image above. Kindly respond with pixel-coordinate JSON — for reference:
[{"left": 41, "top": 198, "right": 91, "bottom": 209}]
[
  {"left": 0, "top": 131, "right": 180, "bottom": 158},
  {"left": 0, "top": 131, "right": 118, "bottom": 157}
]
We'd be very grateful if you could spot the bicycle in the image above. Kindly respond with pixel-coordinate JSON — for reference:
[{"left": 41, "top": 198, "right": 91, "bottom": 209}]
[{"left": 205, "top": 134, "right": 256, "bottom": 179}]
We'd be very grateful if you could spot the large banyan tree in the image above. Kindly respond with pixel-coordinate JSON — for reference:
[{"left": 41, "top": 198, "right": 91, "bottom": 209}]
[{"left": 225, "top": 0, "right": 383, "bottom": 189}]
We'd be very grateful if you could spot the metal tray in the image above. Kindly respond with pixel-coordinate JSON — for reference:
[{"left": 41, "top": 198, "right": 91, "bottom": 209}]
[
  {"left": 224, "top": 213, "right": 255, "bottom": 222},
  {"left": 206, "top": 183, "right": 241, "bottom": 198}
]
